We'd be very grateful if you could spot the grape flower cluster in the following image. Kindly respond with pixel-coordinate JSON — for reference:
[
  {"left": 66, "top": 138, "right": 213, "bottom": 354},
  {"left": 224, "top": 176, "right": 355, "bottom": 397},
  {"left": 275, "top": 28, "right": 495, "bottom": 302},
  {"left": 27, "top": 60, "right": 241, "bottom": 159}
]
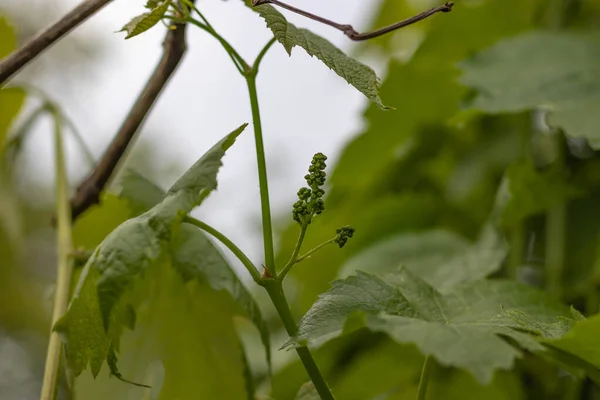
[
  {"left": 292, "top": 153, "right": 327, "bottom": 225},
  {"left": 334, "top": 226, "right": 355, "bottom": 248}
]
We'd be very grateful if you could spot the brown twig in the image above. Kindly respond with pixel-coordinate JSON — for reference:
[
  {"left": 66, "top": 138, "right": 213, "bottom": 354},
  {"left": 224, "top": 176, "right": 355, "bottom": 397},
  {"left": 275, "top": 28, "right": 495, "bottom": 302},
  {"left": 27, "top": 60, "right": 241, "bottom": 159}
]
[
  {"left": 0, "top": 0, "right": 113, "bottom": 85},
  {"left": 253, "top": 0, "right": 454, "bottom": 41},
  {"left": 70, "top": 19, "right": 191, "bottom": 221}
]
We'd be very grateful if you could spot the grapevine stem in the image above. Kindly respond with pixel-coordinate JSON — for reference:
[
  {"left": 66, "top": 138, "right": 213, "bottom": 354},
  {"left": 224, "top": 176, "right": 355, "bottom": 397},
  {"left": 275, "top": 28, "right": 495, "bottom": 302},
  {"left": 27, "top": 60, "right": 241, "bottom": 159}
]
[
  {"left": 264, "top": 280, "right": 335, "bottom": 400},
  {"left": 546, "top": 132, "right": 567, "bottom": 298},
  {"left": 184, "top": 17, "right": 248, "bottom": 74},
  {"left": 507, "top": 223, "right": 525, "bottom": 280},
  {"left": 295, "top": 239, "right": 335, "bottom": 264},
  {"left": 279, "top": 223, "right": 308, "bottom": 279},
  {"left": 416, "top": 356, "right": 434, "bottom": 400},
  {"left": 183, "top": 216, "right": 262, "bottom": 283},
  {"left": 40, "top": 110, "right": 74, "bottom": 400},
  {"left": 184, "top": 14, "right": 332, "bottom": 397},
  {"left": 245, "top": 47, "right": 334, "bottom": 399},
  {"left": 546, "top": 202, "right": 566, "bottom": 297},
  {"left": 245, "top": 75, "right": 276, "bottom": 277}
]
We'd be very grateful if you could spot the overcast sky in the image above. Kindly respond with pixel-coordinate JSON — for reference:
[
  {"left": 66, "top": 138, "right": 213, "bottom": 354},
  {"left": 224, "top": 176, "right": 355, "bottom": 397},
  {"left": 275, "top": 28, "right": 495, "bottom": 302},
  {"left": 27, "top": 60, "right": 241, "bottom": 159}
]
[{"left": 5, "top": 0, "right": 391, "bottom": 275}]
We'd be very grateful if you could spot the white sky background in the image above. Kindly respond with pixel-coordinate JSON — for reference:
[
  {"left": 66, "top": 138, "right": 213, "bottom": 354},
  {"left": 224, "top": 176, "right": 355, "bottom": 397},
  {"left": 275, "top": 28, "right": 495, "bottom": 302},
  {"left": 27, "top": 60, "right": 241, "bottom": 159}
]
[{"left": 5, "top": 0, "right": 387, "bottom": 276}]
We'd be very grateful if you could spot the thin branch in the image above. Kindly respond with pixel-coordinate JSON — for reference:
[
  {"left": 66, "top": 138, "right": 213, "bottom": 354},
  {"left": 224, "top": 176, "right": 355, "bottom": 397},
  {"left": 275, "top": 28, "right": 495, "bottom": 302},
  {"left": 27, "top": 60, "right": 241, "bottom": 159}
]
[
  {"left": 183, "top": 17, "right": 248, "bottom": 74},
  {"left": 252, "top": 37, "right": 276, "bottom": 74},
  {"left": 295, "top": 238, "right": 335, "bottom": 264},
  {"left": 253, "top": 0, "right": 454, "bottom": 41},
  {"left": 278, "top": 222, "right": 308, "bottom": 280},
  {"left": 70, "top": 16, "right": 192, "bottom": 221},
  {"left": 6, "top": 83, "right": 96, "bottom": 167},
  {"left": 40, "top": 110, "right": 74, "bottom": 400},
  {"left": 0, "top": 0, "right": 113, "bottom": 85},
  {"left": 183, "top": 216, "right": 262, "bottom": 283}
]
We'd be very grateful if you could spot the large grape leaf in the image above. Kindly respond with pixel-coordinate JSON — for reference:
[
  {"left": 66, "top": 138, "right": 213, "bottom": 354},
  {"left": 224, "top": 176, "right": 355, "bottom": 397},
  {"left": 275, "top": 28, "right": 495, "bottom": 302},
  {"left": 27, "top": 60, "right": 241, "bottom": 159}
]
[
  {"left": 72, "top": 194, "right": 132, "bottom": 250},
  {"left": 73, "top": 261, "right": 249, "bottom": 400},
  {"left": 171, "top": 224, "right": 271, "bottom": 365},
  {"left": 56, "top": 124, "right": 247, "bottom": 377},
  {"left": 249, "top": 3, "right": 387, "bottom": 109},
  {"left": 289, "top": 268, "right": 574, "bottom": 384},
  {"left": 459, "top": 32, "right": 600, "bottom": 148},
  {"left": 117, "top": 170, "right": 271, "bottom": 367}
]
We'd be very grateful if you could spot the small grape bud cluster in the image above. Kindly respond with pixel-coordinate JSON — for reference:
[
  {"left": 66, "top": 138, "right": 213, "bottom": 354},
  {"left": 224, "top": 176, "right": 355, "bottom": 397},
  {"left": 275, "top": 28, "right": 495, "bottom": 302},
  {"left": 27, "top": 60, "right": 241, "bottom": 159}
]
[
  {"left": 334, "top": 226, "right": 355, "bottom": 248},
  {"left": 292, "top": 153, "right": 328, "bottom": 224}
]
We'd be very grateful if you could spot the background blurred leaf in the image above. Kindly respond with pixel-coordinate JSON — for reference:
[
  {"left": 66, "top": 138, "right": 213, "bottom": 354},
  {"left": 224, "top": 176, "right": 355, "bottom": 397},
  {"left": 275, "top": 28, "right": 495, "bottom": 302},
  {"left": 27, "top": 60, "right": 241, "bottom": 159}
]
[
  {"left": 340, "top": 225, "right": 507, "bottom": 293},
  {"left": 500, "top": 160, "right": 583, "bottom": 227},
  {"left": 459, "top": 32, "right": 600, "bottom": 148},
  {"left": 295, "top": 381, "right": 318, "bottom": 399},
  {"left": 0, "top": 87, "right": 26, "bottom": 152}
]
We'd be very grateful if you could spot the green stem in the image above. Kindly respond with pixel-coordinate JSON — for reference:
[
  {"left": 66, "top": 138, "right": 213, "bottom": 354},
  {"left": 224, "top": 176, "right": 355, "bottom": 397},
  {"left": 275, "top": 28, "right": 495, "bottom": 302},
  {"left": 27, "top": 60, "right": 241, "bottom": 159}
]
[
  {"left": 264, "top": 280, "right": 335, "bottom": 400},
  {"left": 181, "top": 0, "right": 213, "bottom": 29},
  {"left": 4, "top": 87, "right": 94, "bottom": 166},
  {"left": 545, "top": 130, "right": 567, "bottom": 298},
  {"left": 546, "top": 202, "right": 566, "bottom": 298},
  {"left": 184, "top": 17, "right": 248, "bottom": 74},
  {"left": 184, "top": 216, "right": 262, "bottom": 283},
  {"left": 40, "top": 111, "right": 74, "bottom": 400},
  {"left": 279, "top": 223, "right": 308, "bottom": 279},
  {"left": 416, "top": 356, "right": 434, "bottom": 400},
  {"left": 295, "top": 238, "right": 336, "bottom": 264},
  {"left": 252, "top": 38, "right": 276, "bottom": 74},
  {"left": 245, "top": 41, "right": 332, "bottom": 398},
  {"left": 246, "top": 75, "right": 276, "bottom": 277},
  {"left": 59, "top": 111, "right": 95, "bottom": 167},
  {"left": 4, "top": 105, "right": 47, "bottom": 156},
  {"left": 507, "top": 223, "right": 525, "bottom": 280}
]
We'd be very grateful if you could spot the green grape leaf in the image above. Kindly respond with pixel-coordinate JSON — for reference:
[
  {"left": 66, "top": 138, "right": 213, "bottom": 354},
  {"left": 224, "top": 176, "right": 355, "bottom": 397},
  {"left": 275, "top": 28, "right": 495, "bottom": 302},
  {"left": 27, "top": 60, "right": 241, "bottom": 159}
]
[
  {"left": 95, "top": 123, "right": 246, "bottom": 328},
  {"left": 72, "top": 194, "right": 133, "bottom": 250},
  {"left": 117, "top": 167, "right": 271, "bottom": 367},
  {"left": 290, "top": 268, "right": 574, "bottom": 384},
  {"left": 171, "top": 225, "right": 272, "bottom": 367},
  {"left": 145, "top": 0, "right": 162, "bottom": 8},
  {"left": 459, "top": 32, "right": 600, "bottom": 148},
  {"left": 0, "top": 87, "right": 26, "bottom": 152},
  {"left": 73, "top": 261, "right": 249, "bottom": 399},
  {"left": 250, "top": 3, "right": 388, "bottom": 109},
  {"left": 544, "top": 314, "right": 600, "bottom": 372},
  {"left": 55, "top": 266, "right": 109, "bottom": 377},
  {"left": 295, "top": 382, "right": 319, "bottom": 400},
  {"left": 118, "top": 170, "right": 165, "bottom": 214},
  {"left": 120, "top": 0, "right": 171, "bottom": 39},
  {"left": 56, "top": 124, "right": 246, "bottom": 377},
  {"left": 340, "top": 226, "right": 506, "bottom": 293},
  {"left": 0, "top": 17, "right": 24, "bottom": 150},
  {"left": 0, "top": 16, "right": 16, "bottom": 59}
]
